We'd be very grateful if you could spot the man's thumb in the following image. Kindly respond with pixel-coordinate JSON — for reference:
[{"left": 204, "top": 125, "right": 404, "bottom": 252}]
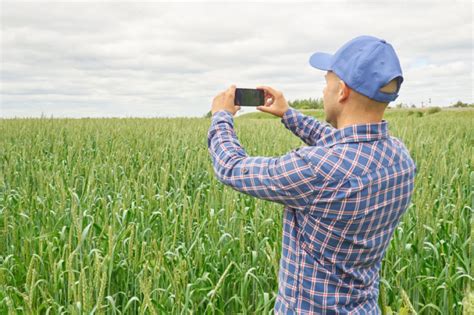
[{"left": 257, "top": 106, "right": 270, "bottom": 113}]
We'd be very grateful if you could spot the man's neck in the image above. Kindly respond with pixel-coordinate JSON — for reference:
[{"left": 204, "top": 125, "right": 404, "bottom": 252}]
[{"left": 335, "top": 114, "right": 384, "bottom": 129}]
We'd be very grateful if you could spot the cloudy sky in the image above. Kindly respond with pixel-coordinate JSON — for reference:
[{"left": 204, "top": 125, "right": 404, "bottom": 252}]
[{"left": 1, "top": 0, "right": 472, "bottom": 118}]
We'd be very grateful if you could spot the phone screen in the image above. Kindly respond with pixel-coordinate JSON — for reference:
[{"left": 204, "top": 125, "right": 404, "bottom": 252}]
[{"left": 234, "top": 88, "right": 264, "bottom": 106}]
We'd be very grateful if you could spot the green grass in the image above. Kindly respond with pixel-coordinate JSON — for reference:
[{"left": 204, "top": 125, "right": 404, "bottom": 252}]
[{"left": 0, "top": 109, "right": 472, "bottom": 314}]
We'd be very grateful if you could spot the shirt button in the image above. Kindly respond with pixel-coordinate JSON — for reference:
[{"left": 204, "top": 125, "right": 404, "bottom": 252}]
[{"left": 242, "top": 167, "right": 249, "bottom": 174}]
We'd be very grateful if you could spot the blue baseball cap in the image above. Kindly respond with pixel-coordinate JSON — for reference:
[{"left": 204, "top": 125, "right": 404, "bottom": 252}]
[{"left": 309, "top": 35, "right": 403, "bottom": 103}]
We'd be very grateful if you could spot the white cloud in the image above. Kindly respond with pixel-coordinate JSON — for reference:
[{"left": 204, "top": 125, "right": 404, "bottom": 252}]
[{"left": 1, "top": 0, "right": 472, "bottom": 117}]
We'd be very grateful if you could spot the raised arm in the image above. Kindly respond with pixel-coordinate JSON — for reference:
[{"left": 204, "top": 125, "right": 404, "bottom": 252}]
[
  {"left": 207, "top": 110, "right": 321, "bottom": 210},
  {"left": 255, "top": 86, "right": 335, "bottom": 146},
  {"left": 280, "top": 107, "right": 335, "bottom": 146}
]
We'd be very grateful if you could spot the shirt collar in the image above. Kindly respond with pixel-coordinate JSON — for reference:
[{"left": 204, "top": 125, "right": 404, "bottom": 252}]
[{"left": 319, "top": 119, "right": 390, "bottom": 146}]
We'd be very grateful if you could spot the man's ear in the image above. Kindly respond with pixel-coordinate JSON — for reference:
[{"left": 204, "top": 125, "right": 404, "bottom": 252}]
[{"left": 337, "top": 80, "right": 351, "bottom": 103}]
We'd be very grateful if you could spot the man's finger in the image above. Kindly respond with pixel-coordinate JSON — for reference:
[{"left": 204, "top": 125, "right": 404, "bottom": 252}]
[
  {"left": 256, "top": 85, "right": 277, "bottom": 96},
  {"left": 256, "top": 86, "right": 268, "bottom": 93},
  {"left": 257, "top": 106, "right": 270, "bottom": 113},
  {"left": 227, "top": 84, "right": 236, "bottom": 95}
]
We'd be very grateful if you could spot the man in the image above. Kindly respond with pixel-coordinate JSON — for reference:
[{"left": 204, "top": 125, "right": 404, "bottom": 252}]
[{"left": 207, "top": 35, "right": 417, "bottom": 314}]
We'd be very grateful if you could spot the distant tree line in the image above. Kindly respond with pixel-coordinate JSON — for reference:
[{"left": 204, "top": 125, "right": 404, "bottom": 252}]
[
  {"left": 204, "top": 99, "right": 473, "bottom": 117},
  {"left": 204, "top": 97, "right": 324, "bottom": 117},
  {"left": 392, "top": 100, "right": 473, "bottom": 109},
  {"left": 288, "top": 97, "right": 324, "bottom": 109},
  {"left": 449, "top": 100, "right": 474, "bottom": 108}
]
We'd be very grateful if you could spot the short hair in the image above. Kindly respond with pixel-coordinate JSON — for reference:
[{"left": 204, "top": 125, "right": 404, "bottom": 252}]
[
  {"left": 380, "top": 78, "right": 399, "bottom": 94},
  {"left": 376, "top": 78, "right": 400, "bottom": 107}
]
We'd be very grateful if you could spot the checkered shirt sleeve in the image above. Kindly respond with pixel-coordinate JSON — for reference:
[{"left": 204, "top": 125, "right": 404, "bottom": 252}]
[{"left": 207, "top": 109, "right": 321, "bottom": 210}]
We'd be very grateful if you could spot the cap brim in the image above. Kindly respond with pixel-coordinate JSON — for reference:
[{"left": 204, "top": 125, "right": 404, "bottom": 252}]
[{"left": 309, "top": 52, "right": 332, "bottom": 70}]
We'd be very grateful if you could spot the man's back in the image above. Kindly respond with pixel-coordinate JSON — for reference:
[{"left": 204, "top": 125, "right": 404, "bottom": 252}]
[
  {"left": 207, "top": 106, "right": 417, "bottom": 314},
  {"left": 208, "top": 34, "right": 414, "bottom": 315},
  {"left": 274, "top": 108, "right": 417, "bottom": 314}
]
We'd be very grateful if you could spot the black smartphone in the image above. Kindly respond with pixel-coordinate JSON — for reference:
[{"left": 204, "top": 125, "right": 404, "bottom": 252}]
[{"left": 234, "top": 88, "right": 264, "bottom": 106}]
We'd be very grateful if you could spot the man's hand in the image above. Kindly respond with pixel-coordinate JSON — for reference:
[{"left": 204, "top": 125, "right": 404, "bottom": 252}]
[
  {"left": 211, "top": 85, "right": 241, "bottom": 116},
  {"left": 256, "top": 85, "right": 290, "bottom": 118}
]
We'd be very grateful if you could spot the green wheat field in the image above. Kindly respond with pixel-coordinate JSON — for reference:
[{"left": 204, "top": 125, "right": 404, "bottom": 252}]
[{"left": 1, "top": 108, "right": 473, "bottom": 314}]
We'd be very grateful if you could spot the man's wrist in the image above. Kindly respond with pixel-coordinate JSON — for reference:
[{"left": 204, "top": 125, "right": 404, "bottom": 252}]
[
  {"left": 212, "top": 109, "right": 233, "bottom": 116},
  {"left": 280, "top": 107, "right": 298, "bottom": 127},
  {"left": 211, "top": 109, "right": 234, "bottom": 127},
  {"left": 280, "top": 107, "right": 292, "bottom": 118}
]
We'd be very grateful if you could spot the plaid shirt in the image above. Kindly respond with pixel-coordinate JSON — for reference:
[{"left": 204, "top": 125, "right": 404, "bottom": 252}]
[{"left": 207, "top": 108, "right": 417, "bottom": 314}]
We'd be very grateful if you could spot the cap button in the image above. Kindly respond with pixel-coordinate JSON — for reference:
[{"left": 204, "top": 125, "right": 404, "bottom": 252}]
[{"left": 380, "top": 39, "right": 386, "bottom": 43}]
